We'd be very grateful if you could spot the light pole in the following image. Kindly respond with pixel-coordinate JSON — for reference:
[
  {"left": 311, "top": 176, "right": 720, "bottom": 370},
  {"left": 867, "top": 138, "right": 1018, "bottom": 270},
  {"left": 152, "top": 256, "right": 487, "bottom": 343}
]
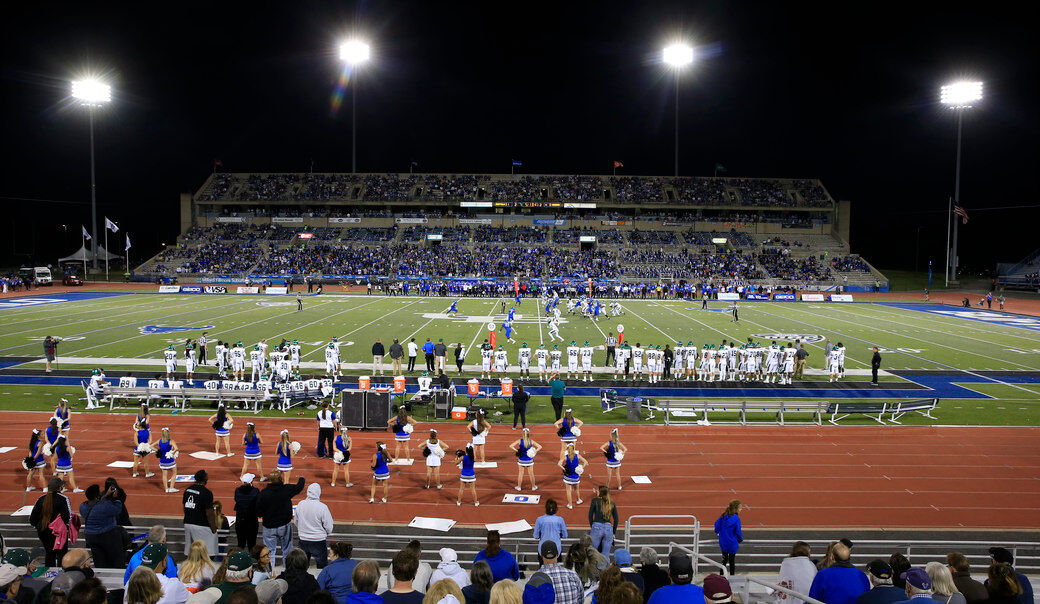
[
  {"left": 940, "top": 81, "right": 982, "bottom": 284},
  {"left": 339, "top": 40, "right": 371, "bottom": 174},
  {"left": 662, "top": 43, "right": 693, "bottom": 177},
  {"left": 71, "top": 79, "right": 111, "bottom": 270}
]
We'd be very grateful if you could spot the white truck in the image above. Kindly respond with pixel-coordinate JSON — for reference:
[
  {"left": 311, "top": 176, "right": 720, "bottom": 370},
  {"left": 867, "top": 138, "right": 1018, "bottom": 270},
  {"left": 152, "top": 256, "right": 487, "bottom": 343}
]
[{"left": 19, "top": 266, "right": 53, "bottom": 285}]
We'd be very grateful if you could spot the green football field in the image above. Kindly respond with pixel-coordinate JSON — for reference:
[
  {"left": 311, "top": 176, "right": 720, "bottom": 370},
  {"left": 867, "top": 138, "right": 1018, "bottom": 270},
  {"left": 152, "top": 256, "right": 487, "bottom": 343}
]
[{"left": 1, "top": 292, "right": 1039, "bottom": 425}]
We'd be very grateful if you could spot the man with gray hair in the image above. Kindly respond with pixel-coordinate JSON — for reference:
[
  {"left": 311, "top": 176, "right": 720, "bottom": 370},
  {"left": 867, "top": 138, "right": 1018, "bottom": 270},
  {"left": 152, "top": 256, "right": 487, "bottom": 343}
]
[
  {"left": 857, "top": 560, "right": 905, "bottom": 604},
  {"left": 124, "top": 525, "right": 177, "bottom": 584},
  {"left": 638, "top": 547, "right": 670, "bottom": 602}
]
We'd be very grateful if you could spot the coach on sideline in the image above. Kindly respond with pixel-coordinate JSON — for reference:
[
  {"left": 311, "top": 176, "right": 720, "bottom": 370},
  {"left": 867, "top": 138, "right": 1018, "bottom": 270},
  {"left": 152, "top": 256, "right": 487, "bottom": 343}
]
[{"left": 871, "top": 348, "right": 881, "bottom": 386}]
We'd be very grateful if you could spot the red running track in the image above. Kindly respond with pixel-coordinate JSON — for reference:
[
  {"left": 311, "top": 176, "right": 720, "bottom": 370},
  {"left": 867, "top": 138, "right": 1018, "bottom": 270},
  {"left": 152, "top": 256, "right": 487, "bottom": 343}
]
[{"left": 2, "top": 411, "right": 1038, "bottom": 529}]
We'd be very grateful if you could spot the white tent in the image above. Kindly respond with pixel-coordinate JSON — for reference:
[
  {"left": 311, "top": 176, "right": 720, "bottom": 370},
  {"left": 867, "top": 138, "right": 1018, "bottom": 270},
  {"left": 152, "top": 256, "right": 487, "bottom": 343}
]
[{"left": 58, "top": 244, "right": 120, "bottom": 264}]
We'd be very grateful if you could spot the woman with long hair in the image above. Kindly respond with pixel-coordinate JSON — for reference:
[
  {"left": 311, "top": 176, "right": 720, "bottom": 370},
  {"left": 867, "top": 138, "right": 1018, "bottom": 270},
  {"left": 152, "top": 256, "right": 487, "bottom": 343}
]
[
  {"left": 469, "top": 409, "right": 490, "bottom": 463},
  {"left": 178, "top": 540, "right": 217, "bottom": 592},
  {"left": 462, "top": 560, "right": 494, "bottom": 604},
  {"left": 588, "top": 485, "right": 619, "bottom": 557},
  {"left": 778, "top": 541, "right": 816, "bottom": 604},
  {"left": 509, "top": 427, "right": 542, "bottom": 492},
  {"left": 592, "top": 564, "right": 625, "bottom": 601},
  {"left": 276, "top": 430, "right": 295, "bottom": 483},
  {"left": 136, "top": 403, "right": 150, "bottom": 427},
  {"left": 131, "top": 417, "right": 154, "bottom": 479},
  {"left": 28, "top": 477, "right": 72, "bottom": 566},
  {"left": 455, "top": 443, "right": 479, "bottom": 507},
  {"left": 714, "top": 499, "right": 743, "bottom": 575},
  {"left": 250, "top": 544, "right": 273, "bottom": 585},
  {"left": 331, "top": 426, "right": 353, "bottom": 488},
  {"left": 241, "top": 422, "right": 263, "bottom": 478},
  {"left": 126, "top": 566, "right": 163, "bottom": 604},
  {"left": 369, "top": 441, "right": 394, "bottom": 503},
  {"left": 985, "top": 563, "right": 1022, "bottom": 604},
  {"left": 557, "top": 443, "right": 588, "bottom": 509},
  {"left": 553, "top": 408, "right": 583, "bottom": 454},
  {"left": 44, "top": 417, "right": 61, "bottom": 475},
  {"left": 599, "top": 428, "right": 627, "bottom": 490},
  {"left": 488, "top": 580, "right": 523, "bottom": 604},
  {"left": 564, "top": 543, "right": 595, "bottom": 588},
  {"left": 387, "top": 406, "right": 416, "bottom": 461},
  {"left": 208, "top": 403, "right": 234, "bottom": 457},
  {"left": 152, "top": 427, "right": 180, "bottom": 493},
  {"left": 925, "top": 561, "right": 966, "bottom": 604},
  {"left": 420, "top": 429, "right": 447, "bottom": 490},
  {"left": 425, "top": 579, "right": 464, "bottom": 604},
  {"left": 24, "top": 429, "right": 47, "bottom": 491},
  {"left": 53, "top": 435, "right": 81, "bottom": 492},
  {"left": 54, "top": 398, "right": 72, "bottom": 436}
]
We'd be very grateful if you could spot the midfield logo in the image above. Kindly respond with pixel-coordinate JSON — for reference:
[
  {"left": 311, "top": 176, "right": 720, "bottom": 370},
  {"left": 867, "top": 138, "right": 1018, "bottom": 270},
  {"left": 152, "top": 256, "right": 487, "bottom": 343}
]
[
  {"left": 420, "top": 313, "right": 566, "bottom": 324},
  {"left": 139, "top": 325, "right": 214, "bottom": 335},
  {"left": 752, "top": 333, "right": 825, "bottom": 343}
]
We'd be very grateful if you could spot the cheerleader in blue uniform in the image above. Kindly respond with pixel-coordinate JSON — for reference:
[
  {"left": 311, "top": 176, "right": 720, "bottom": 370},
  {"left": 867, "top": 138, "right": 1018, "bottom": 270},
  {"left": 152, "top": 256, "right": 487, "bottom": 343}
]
[
  {"left": 53, "top": 436, "right": 82, "bottom": 493},
  {"left": 136, "top": 404, "right": 150, "bottom": 428},
  {"left": 557, "top": 443, "right": 588, "bottom": 509},
  {"left": 386, "top": 406, "right": 416, "bottom": 462},
  {"left": 509, "top": 428, "right": 542, "bottom": 492},
  {"left": 553, "top": 409, "right": 584, "bottom": 454},
  {"left": 54, "top": 399, "right": 71, "bottom": 435},
  {"left": 241, "top": 422, "right": 263, "bottom": 479},
  {"left": 153, "top": 427, "right": 179, "bottom": 492},
  {"left": 131, "top": 418, "right": 155, "bottom": 478},
  {"left": 208, "top": 403, "right": 234, "bottom": 457},
  {"left": 455, "top": 444, "right": 479, "bottom": 507},
  {"left": 24, "top": 429, "right": 47, "bottom": 491},
  {"left": 369, "top": 442, "right": 394, "bottom": 503},
  {"left": 330, "top": 426, "right": 353, "bottom": 488},
  {"left": 44, "top": 418, "right": 61, "bottom": 475},
  {"left": 276, "top": 430, "right": 296, "bottom": 483},
  {"left": 599, "top": 428, "right": 628, "bottom": 490}
]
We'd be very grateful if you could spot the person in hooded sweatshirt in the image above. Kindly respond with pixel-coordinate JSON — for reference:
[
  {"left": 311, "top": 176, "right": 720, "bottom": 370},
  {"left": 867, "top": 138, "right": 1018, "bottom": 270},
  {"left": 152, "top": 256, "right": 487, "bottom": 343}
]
[
  {"left": 428, "top": 548, "right": 469, "bottom": 590},
  {"left": 294, "top": 483, "right": 334, "bottom": 569},
  {"left": 473, "top": 531, "right": 519, "bottom": 583},
  {"left": 809, "top": 542, "right": 870, "bottom": 604},
  {"left": 714, "top": 499, "right": 743, "bottom": 575}
]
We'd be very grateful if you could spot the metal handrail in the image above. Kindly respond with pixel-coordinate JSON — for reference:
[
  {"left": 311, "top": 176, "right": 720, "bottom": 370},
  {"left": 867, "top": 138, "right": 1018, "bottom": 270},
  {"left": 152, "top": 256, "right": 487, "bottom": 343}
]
[
  {"left": 744, "top": 576, "right": 826, "bottom": 604},
  {"left": 669, "top": 541, "right": 727, "bottom": 576}
]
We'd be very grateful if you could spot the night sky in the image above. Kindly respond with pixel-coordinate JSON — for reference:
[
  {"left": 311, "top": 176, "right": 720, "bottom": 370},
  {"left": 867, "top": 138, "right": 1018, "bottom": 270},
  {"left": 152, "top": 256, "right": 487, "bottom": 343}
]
[{"left": 2, "top": 2, "right": 1037, "bottom": 273}]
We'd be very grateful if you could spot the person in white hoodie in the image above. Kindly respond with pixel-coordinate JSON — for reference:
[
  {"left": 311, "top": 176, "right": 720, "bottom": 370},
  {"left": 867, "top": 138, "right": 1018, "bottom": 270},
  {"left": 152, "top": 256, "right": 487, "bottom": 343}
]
[
  {"left": 294, "top": 483, "right": 333, "bottom": 569},
  {"left": 428, "top": 548, "right": 469, "bottom": 590}
]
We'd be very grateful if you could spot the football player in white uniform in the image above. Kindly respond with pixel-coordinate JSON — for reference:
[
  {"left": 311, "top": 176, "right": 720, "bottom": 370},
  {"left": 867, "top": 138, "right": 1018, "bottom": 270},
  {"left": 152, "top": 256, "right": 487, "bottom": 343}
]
[
  {"left": 782, "top": 345, "right": 796, "bottom": 385},
  {"left": 566, "top": 341, "right": 580, "bottom": 379},
  {"left": 248, "top": 345, "right": 263, "bottom": 382},
  {"left": 185, "top": 343, "right": 197, "bottom": 385},
  {"left": 829, "top": 345, "right": 842, "bottom": 382},
  {"left": 480, "top": 344, "right": 494, "bottom": 379},
  {"left": 580, "top": 341, "right": 594, "bottom": 382},
  {"left": 535, "top": 344, "right": 549, "bottom": 381},
  {"left": 550, "top": 345, "right": 563, "bottom": 377},
  {"left": 231, "top": 341, "right": 246, "bottom": 381},
  {"left": 645, "top": 344, "right": 658, "bottom": 383},
  {"left": 163, "top": 345, "right": 177, "bottom": 380},
  {"left": 324, "top": 343, "right": 340, "bottom": 378},
  {"left": 631, "top": 343, "right": 644, "bottom": 380},
  {"left": 717, "top": 343, "right": 729, "bottom": 382},
  {"left": 672, "top": 342, "right": 684, "bottom": 380},
  {"left": 289, "top": 340, "right": 301, "bottom": 370},
  {"left": 547, "top": 318, "right": 564, "bottom": 342},
  {"left": 613, "top": 344, "right": 628, "bottom": 380},
  {"left": 494, "top": 346, "right": 508, "bottom": 374},
  {"left": 836, "top": 342, "right": 847, "bottom": 379},
  {"left": 215, "top": 341, "right": 228, "bottom": 379},
  {"left": 518, "top": 343, "right": 532, "bottom": 381},
  {"left": 765, "top": 344, "right": 780, "bottom": 383}
]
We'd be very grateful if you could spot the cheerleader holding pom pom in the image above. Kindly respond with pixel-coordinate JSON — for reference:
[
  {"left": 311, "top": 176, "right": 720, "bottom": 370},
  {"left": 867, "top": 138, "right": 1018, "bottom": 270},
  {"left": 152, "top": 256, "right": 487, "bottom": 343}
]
[
  {"left": 24, "top": 429, "right": 47, "bottom": 492},
  {"left": 54, "top": 398, "right": 71, "bottom": 435},
  {"left": 557, "top": 443, "right": 588, "bottom": 509},
  {"left": 241, "top": 422, "right": 264, "bottom": 479},
  {"left": 509, "top": 428, "right": 542, "bottom": 492},
  {"left": 44, "top": 418, "right": 61, "bottom": 475},
  {"left": 420, "top": 429, "right": 447, "bottom": 490},
  {"left": 53, "top": 435, "right": 82, "bottom": 493},
  {"left": 153, "top": 427, "right": 180, "bottom": 492},
  {"left": 208, "top": 403, "right": 234, "bottom": 457},
  {"left": 131, "top": 418, "right": 155, "bottom": 478},
  {"left": 454, "top": 443, "right": 479, "bottom": 507},
  {"left": 275, "top": 430, "right": 300, "bottom": 483},
  {"left": 599, "top": 428, "right": 628, "bottom": 490},
  {"left": 330, "top": 426, "right": 353, "bottom": 488},
  {"left": 553, "top": 409, "right": 583, "bottom": 454},
  {"left": 387, "top": 407, "right": 417, "bottom": 461},
  {"left": 369, "top": 441, "right": 394, "bottom": 503},
  {"left": 469, "top": 409, "right": 490, "bottom": 462}
]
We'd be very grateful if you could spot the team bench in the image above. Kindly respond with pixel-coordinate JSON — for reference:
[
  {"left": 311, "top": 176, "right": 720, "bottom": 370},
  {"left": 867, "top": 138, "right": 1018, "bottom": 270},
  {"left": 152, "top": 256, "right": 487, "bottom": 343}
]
[
  {"left": 89, "top": 376, "right": 334, "bottom": 413},
  {"left": 660, "top": 399, "right": 826, "bottom": 426},
  {"left": 93, "top": 382, "right": 268, "bottom": 413},
  {"left": 826, "top": 398, "right": 938, "bottom": 425}
]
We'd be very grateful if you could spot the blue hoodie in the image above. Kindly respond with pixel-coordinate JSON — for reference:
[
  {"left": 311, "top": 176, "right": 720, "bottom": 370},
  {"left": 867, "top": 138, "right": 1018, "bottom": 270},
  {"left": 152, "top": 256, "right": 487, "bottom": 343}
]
[
  {"left": 713, "top": 513, "right": 742, "bottom": 554},
  {"left": 809, "top": 563, "right": 870, "bottom": 604},
  {"left": 473, "top": 548, "right": 520, "bottom": 583},
  {"left": 318, "top": 557, "right": 358, "bottom": 604}
]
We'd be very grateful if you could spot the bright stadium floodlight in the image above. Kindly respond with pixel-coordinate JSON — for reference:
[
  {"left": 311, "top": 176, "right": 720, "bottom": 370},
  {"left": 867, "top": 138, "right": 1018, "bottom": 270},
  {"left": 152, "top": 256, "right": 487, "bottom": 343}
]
[
  {"left": 662, "top": 43, "right": 694, "bottom": 67},
  {"left": 339, "top": 40, "right": 370, "bottom": 65},
  {"left": 71, "top": 79, "right": 112, "bottom": 105},
  {"left": 940, "top": 81, "right": 983, "bottom": 109}
]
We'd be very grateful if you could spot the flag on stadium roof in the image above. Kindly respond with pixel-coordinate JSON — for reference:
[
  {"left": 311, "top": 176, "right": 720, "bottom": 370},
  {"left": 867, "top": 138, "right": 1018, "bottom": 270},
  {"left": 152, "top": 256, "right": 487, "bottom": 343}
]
[{"left": 954, "top": 205, "right": 969, "bottom": 224}]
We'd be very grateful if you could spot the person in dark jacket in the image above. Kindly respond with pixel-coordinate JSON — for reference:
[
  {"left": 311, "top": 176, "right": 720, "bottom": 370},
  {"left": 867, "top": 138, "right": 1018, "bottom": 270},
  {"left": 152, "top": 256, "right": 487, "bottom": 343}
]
[
  {"left": 28, "top": 478, "right": 71, "bottom": 566},
  {"left": 809, "top": 543, "right": 869, "bottom": 604},
  {"left": 461, "top": 561, "right": 493, "bottom": 604},
  {"left": 371, "top": 339, "right": 386, "bottom": 376},
  {"left": 279, "top": 549, "right": 320, "bottom": 604},
  {"left": 986, "top": 549, "right": 1032, "bottom": 604},
  {"left": 983, "top": 562, "right": 1024, "bottom": 604},
  {"left": 713, "top": 499, "right": 743, "bottom": 575},
  {"left": 473, "top": 531, "right": 519, "bottom": 583},
  {"left": 871, "top": 348, "right": 882, "bottom": 386},
  {"left": 104, "top": 477, "right": 132, "bottom": 526},
  {"left": 637, "top": 547, "right": 670, "bottom": 604},
  {"left": 257, "top": 471, "right": 306, "bottom": 569},
  {"left": 511, "top": 385, "right": 530, "bottom": 429},
  {"left": 78, "top": 483, "right": 127, "bottom": 568},
  {"left": 379, "top": 550, "right": 423, "bottom": 604},
  {"left": 235, "top": 474, "right": 261, "bottom": 550},
  {"left": 945, "top": 552, "right": 988, "bottom": 604},
  {"left": 389, "top": 339, "right": 404, "bottom": 376},
  {"left": 857, "top": 560, "right": 905, "bottom": 604}
]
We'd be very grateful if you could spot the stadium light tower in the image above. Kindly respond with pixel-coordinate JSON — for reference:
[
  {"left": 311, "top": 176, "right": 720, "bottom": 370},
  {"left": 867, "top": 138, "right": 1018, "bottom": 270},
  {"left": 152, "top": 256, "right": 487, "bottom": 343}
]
[
  {"left": 663, "top": 43, "right": 694, "bottom": 177},
  {"left": 940, "top": 80, "right": 982, "bottom": 284},
  {"left": 71, "top": 78, "right": 112, "bottom": 270},
  {"left": 339, "top": 39, "right": 371, "bottom": 173}
]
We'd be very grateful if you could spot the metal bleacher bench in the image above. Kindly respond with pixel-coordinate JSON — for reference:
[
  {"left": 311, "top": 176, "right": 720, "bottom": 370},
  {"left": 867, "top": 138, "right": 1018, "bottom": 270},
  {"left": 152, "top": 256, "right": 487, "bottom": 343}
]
[
  {"left": 95, "top": 381, "right": 268, "bottom": 413},
  {"left": 827, "top": 398, "right": 938, "bottom": 425},
  {"left": 661, "top": 400, "right": 825, "bottom": 426}
]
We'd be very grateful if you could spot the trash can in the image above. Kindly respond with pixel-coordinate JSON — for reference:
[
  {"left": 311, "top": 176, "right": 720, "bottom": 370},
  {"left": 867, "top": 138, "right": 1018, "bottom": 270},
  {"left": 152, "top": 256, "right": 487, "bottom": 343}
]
[{"left": 627, "top": 396, "right": 642, "bottom": 422}]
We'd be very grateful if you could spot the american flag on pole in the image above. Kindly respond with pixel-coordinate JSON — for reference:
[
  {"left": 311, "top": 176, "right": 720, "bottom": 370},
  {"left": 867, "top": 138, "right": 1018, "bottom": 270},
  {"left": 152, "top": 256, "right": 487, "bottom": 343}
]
[{"left": 954, "top": 205, "right": 969, "bottom": 224}]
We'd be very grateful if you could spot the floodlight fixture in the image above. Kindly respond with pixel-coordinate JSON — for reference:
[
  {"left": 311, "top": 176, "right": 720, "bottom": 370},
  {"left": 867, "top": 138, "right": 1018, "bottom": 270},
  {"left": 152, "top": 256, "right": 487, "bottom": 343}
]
[
  {"left": 940, "top": 81, "right": 983, "bottom": 109},
  {"left": 662, "top": 43, "right": 694, "bottom": 67},
  {"left": 71, "top": 79, "right": 111, "bottom": 105},
  {"left": 339, "top": 40, "right": 371, "bottom": 65}
]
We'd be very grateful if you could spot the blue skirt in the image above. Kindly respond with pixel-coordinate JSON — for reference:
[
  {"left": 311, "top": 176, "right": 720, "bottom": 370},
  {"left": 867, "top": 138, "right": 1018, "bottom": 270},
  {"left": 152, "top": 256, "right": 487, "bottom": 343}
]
[
  {"left": 244, "top": 451, "right": 262, "bottom": 460},
  {"left": 56, "top": 461, "right": 73, "bottom": 473},
  {"left": 563, "top": 473, "right": 580, "bottom": 485},
  {"left": 159, "top": 458, "right": 177, "bottom": 470},
  {"left": 215, "top": 428, "right": 230, "bottom": 437}
]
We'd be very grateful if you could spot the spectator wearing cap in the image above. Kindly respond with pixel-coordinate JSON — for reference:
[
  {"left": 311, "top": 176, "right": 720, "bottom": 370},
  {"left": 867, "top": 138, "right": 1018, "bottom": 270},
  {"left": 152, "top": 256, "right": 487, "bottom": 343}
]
[
  {"left": 345, "top": 561, "right": 380, "bottom": 604},
  {"left": 212, "top": 551, "right": 257, "bottom": 604},
  {"left": 473, "top": 531, "right": 519, "bottom": 583},
  {"left": 891, "top": 567, "right": 934, "bottom": 604},
  {"left": 857, "top": 560, "right": 904, "bottom": 604},
  {"left": 924, "top": 562, "right": 965, "bottom": 604},
  {"left": 536, "top": 540, "right": 582, "bottom": 604},
  {"left": 183, "top": 471, "right": 218, "bottom": 557},
  {"left": 234, "top": 475, "right": 261, "bottom": 551},
  {"left": 257, "top": 471, "right": 306, "bottom": 569},
  {"left": 428, "top": 548, "right": 468, "bottom": 590},
  {"left": 1, "top": 563, "right": 26, "bottom": 603},
  {"left": 637, "top": 547, "right": 670, "bottom": 604},
  {"left": 50, "top": 570, "right": 88, "bottom": 602},
  {"left": 809, "top": 543, "right": 869, "bottom": 604},
  {"left": 532, "top": 499, "right": 568, "bottom": 556},
  {"left": 984, "top": 563, "right": 1023, "bottom": 604},
  {"left": 646, "top": 551, "right": 703, "bottom": 604},
  {"left": 986, "top": 548, "right": 1032, "bottom": 604},
  {"left": 778, "top": 542, "right": 817, "bottom": 604},
  {"left": 317, "top": 542, "right": 357, "bottom": 604},
  {"left": 278, "top": 549, "right": 319, "bottom": 604},
  {"left": 126, "top": 526, "right": 178, "bottom": 584},
  {"left": 3, "top": 549, "right": 43, "bottom": 604},
  {"left": 613, "top": 549, "right": 645, "bottom": 594},
  {"left": 944, "top": 553, "right": 988, "bottom": 604},
  {"left": 294, "top": 484, "right": 333, "bottom": 569},
  {"left": 703, "top": 574, "right": 733, "bottom": 604},
  {"left": 255, "top": 579, "right": 289, "bottom": 604},
  {"left": 379, "top": 550, "right": 423, "bottom": 604},
  {"left": 128, "top": 543, "right": 191, "bottom": 604}
]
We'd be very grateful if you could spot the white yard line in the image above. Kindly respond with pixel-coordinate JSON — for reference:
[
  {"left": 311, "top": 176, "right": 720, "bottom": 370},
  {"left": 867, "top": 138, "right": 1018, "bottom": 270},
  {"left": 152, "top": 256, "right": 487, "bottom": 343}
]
[
  {"left": 465, "top": 299, "right": 501, "bottom": 357},
  {"left": 299, "top": 297, "right": 427, "bottom": 360},
  {"left": 855, "top": 304, "right": 1040, "bottom": 345},
  {"left": 0, "top": 296, "right": 176, "bottom": 331}
]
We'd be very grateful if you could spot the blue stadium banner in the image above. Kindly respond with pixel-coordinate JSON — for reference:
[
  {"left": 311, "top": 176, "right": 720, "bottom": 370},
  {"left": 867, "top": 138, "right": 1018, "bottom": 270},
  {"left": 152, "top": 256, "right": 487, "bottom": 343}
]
[
  {"left": 745, "top": 293, "right": 770, "bottom": 301},
  {"left": 773, "top": 293, "right": 796, "bottom": 301},
  {"left": 179, "top": 286, "right": 204, "bottom": 294},
  {"left": 533, "top": 219, "right": 566, "bottom": 226},
  {"left": 511, "top": 159, "right": 523, "bottom": 167}
]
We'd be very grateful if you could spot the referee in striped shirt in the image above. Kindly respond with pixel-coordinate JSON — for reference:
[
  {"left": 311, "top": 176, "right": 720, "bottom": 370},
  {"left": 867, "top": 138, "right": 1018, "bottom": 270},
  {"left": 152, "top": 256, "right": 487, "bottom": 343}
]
[{"left": 605, "top": 333, "right": 617, "bottom": 365}]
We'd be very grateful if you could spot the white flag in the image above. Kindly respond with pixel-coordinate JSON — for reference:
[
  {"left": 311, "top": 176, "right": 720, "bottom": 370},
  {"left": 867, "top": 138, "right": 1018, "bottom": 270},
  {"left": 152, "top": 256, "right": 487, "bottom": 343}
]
[
  {"left": 82, "top": 226, "right": 91, "bottom": 241},
  {"left": 105, "top": 217, "right": 119, "bottom": 233},
  {"left": 125, "top": 234, "right": 132, "bottom": 251}
]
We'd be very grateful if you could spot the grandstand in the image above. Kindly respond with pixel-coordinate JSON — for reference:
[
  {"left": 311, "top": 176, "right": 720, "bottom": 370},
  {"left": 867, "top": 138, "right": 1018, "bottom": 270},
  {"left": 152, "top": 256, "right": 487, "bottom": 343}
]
[
  {"left": 143, "top": 172, "right": 887, "bottom": 290},
  {"left": 997, "top": 247, "right": 1040, "bottom": 291}
]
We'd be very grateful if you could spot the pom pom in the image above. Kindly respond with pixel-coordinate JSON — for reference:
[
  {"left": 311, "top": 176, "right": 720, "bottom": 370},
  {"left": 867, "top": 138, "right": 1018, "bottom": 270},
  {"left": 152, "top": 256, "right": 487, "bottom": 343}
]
[
  {"left": 136, "top": 443, "right": 152, "bottom": 454},
  {"left": 69, "top": 446, "right": 76, "bottom": 456},
  {"left": 225, "top": 420, "right": 234, "bottom": 431},
  {"left": 173, "top": 450, "right": 180, "bottom": 459},
  {"left": 290, "top": 441, "right": 301, "bottom": 455},
  {"left": 22, "top": 456, "right": 34, "bottom": 471},
  {"left": 402, "top": 424, "right": 413, "bottom": 434},
  {"left": 333, "top": 451, "right": 344, "bottom": 463},
  {"left": 615, "top": 451, "right": 625, "bottom": 461},
  {"left": 529, "top": 448, "right": 538, "bottom": 458},
  {"left": 42, "top": 444, "right": 52, "bottom": 457},
  {"left": 572, "top": 427, "right": 582, "bottom": 437},
  {"left": 576, "top": 465, "right": 585, "bottom": 475}
]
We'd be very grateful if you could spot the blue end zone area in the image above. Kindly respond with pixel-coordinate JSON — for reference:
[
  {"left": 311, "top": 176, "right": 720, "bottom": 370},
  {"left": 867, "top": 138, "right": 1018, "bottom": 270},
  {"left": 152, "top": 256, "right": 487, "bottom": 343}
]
[
  {"left": 0, "top": 292, "right": 127, "bottom": 310},
  {"left": 880, "top": 303, "right": 1040, "bottom": 332}
]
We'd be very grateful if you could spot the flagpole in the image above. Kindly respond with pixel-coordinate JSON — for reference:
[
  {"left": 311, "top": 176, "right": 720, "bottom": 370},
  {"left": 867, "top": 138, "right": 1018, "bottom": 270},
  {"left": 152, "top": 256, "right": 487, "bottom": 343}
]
[
  {"left": 104, "top": 223, "right": 109, "bottom": 282},
  {"left": 82, "top": 228, "right": 88, "bottom": 283},
  {"left": 126, "top": 234, "right": 130, "bottom": 279},
  {"left": 945, "top": 196, "right": 951, "bottom": 287}
]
